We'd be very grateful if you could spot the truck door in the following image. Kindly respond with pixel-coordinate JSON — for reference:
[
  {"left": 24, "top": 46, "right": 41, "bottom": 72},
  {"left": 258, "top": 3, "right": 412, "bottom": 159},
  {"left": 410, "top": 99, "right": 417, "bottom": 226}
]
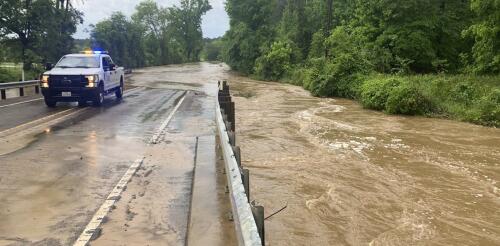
[
  {"left": 102, "top": 57, "right": 112, "bottom": 91},
  {"left": 107, "top": 57, "right": 120, "bottom": 87}
]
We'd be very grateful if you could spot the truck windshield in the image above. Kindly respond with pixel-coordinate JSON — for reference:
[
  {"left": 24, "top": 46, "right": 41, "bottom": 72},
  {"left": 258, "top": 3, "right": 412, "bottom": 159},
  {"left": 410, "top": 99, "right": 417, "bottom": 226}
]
[{"left": 55, "top": 56, "right": 100, "bottom": 68}]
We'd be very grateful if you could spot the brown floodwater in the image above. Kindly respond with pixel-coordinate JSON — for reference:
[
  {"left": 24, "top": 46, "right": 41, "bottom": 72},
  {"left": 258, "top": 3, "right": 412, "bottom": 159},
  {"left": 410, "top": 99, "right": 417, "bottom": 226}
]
[{"left": 222, "top": 69, "right": 500, "bottom": 245}]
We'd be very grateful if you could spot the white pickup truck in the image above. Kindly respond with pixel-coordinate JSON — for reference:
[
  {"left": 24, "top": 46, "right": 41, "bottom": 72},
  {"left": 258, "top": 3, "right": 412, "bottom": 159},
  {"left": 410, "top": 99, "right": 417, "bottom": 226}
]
[{"left": 40, "top": 51, "right": 124, "bottom": 107}]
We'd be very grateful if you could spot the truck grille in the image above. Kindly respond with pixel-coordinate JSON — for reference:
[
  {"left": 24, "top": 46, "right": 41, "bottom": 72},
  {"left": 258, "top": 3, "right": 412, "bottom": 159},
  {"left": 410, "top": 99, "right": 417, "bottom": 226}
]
[{"left": 49, "top": 75, "right": 87, "bottom": 87}]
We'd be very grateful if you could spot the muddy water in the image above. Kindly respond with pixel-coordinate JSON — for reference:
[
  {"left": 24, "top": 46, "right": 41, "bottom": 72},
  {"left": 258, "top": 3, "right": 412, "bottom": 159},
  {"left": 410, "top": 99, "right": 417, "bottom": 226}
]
[
  {"left": 131, "top": 63, "right": 499, "bottom": 245},
  {"left": 217, "top": 73, "right": 499, "bottom": 245}
]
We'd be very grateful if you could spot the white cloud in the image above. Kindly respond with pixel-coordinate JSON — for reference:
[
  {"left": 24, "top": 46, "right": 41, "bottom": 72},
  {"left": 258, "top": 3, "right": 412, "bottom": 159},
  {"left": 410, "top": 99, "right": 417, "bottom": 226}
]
[{"left": 73, "top": 0, "right": 228, "bottom": 39}]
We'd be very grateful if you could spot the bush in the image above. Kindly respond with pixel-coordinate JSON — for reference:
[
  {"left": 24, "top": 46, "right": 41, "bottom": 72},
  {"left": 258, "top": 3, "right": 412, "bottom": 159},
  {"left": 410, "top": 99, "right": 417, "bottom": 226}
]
[
  {"left": 385, "top": 81, "right": 432, "bottom": 115},
  {"left": 468, "top": 89, "right": 500, "bottom": 126},
  {"left": 302, "top": 51, "right": 370, "bottom": 98},
  {"left": 360, "top": 77, "right": 401, "bottom": 110},
  {"left": 0, "top": 68, "right": 19, "bottom": 83},
  {"left": 360, "top": 76, "right": 431, "bottom": 115},
  {"left": 254, "top": 41, "right": 295, "bottom": 80}
]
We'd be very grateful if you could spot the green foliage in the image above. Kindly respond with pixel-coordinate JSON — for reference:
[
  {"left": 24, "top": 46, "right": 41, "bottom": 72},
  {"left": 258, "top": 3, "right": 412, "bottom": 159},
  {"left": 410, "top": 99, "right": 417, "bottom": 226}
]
[
  {"left": 92, "top": 12, "right": 146, "bottom": 68},
  {"left": 169, "top": 0, "right": 212, "bottom": 61},
  {"left": 384, "top": 81, "right": 431, "bottom": 115},
  {"left": 360, "top": 78, "right": 401, "bottom": 110},
  {"left": 360, "top": 77, "right": 431, "bottom": 115},
  {"left": 221, "top": 0, "right": 500, "bottom": 126},
  {"left": 254, "top": 41, "right": 294, "bottom": 80},
  {"left": 301, "top": 27, "right": 372, "bottom": 98},
  {"left": 471, "top": 89, "right": 500, "bottom": 125},
  {"left": 202, "top": 38, "right": 224, "bottom": 61},
  {"left": 91, "top": 0, "right": 211, "bottom": 68},
  {"left": 359, "top": 74, "right": 500, "bottom": 125},
  {"left": 0, "top": 0, "right": 82, "bottom": 67},
  {"left": 0, "top": 67, "right": 19, "bottom": 83},
  {"left": 464, "top": 0, "right": 500, "bottom": 74},
  {"left": 223, "top": 0, "right": 275, "bottom": 74}
]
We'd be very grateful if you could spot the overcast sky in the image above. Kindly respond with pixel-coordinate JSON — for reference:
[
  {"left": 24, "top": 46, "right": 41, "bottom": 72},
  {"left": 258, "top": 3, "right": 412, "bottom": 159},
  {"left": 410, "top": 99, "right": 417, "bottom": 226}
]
[{"left": 73, "top": 0, "right": 229, "bottom": 39}]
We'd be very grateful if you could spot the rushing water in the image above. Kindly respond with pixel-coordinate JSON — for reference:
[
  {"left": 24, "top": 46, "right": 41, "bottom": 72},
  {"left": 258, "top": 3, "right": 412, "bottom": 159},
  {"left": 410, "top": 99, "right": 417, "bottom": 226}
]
[
  {"left": 139, "top": 63, "right": 499, "bottom": 245},
  {"left": 223, "top": 71, "right": 500, "bottom": 245}
]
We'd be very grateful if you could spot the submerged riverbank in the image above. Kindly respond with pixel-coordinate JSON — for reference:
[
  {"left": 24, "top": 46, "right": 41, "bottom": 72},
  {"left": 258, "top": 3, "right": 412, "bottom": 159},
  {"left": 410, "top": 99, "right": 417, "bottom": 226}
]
[
  {"left": 282, "top": 72, "right": 500, "bottom": 128},
  {"left": 226, "top": 68, "right": 500, "bottom": 245}
]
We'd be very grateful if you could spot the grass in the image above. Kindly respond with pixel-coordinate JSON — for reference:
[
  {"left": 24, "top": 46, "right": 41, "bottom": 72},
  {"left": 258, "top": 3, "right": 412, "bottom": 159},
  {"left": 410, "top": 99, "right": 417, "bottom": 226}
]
[{"left": 0, "top": 63, "right": 42, "bottom": 83}]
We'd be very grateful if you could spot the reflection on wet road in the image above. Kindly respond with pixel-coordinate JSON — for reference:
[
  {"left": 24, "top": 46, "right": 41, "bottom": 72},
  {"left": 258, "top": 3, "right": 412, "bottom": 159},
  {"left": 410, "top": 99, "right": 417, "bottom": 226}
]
[
  {"left": 229, "top": 75, "right": 500, "bottom": 245},
  {"left": 0, "top": 63, "right": 230, "bottom": 246}
]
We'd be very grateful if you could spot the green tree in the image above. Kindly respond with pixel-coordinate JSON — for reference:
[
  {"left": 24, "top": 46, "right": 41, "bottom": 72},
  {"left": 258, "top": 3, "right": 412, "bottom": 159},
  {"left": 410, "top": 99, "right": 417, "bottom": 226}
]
[
  {"left": 132, "top": 0, "right": 172, "bottom": 65},
  {"left": 223, "top": 0, "right": 275, "bottom": 74},
  {"left": 464, "top": 0, "right": 500, "bottom": 74},
  {"left": 91, "top": 12, "right": 145, "bottom": 68},
  {"left": 0, "top": 0, "right": 82, "bottom": 67},
  {"left": 202, "top": 38, "right": 223, "bottom": 61},
  {"left": 169, "top": 0, "right": 212, "bottom": 61}
]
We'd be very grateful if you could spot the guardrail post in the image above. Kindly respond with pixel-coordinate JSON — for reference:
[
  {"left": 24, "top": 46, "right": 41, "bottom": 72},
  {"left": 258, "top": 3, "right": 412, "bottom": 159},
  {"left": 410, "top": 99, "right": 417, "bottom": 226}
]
[
  {"left": 242, "top": 168, "right": 250, "bottom": 202},
  {"left": 251, "top": 202, "right": 265, "bottom": 246},
  {"left": 1, "top": 89, "right": 5, "bottom": 100},
  {"left": 228, "top": 101, "right": 236, "bottom": 132},
  {"left": 35, "top": 85, "right": 40, "bottom": 94},
  {"left": 232, "top": 146, "right": 241, "bottom": 167},
  {"left": 19, "top": 87, "right": 24, "bottom": 97},
  {"left": 228, "top": 131, "right": 236, "bottom": 146}
]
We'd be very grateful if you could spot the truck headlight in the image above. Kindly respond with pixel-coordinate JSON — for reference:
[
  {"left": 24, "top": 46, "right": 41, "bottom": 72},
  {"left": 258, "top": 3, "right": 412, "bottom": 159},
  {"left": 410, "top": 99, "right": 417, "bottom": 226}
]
[
  {"left": 41, "top": 75, "right": 49, "bottom": 88},
  {"left": 85, "top": 75, "right": 98, "bottom": 87}
]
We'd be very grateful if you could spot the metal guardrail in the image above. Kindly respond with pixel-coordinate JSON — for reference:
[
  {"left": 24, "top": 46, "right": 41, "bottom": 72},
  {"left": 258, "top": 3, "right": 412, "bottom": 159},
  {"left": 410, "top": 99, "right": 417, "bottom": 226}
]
[
  {"left": 0, "top": 80, "right": 41, "bottom": 100},
  {"left": 216, "top": 81, "right": 265, "bottom": 246}
]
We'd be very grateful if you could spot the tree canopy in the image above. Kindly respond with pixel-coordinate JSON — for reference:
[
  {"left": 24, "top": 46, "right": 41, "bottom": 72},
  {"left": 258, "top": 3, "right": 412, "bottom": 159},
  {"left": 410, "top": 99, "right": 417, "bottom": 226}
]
[
  {"left": 0, "top": 0, "right": 82, "bottom": 69},
  {"left": 91, "top": 0, "right": 212, "bottom": 68},
  {"left": 222, "top": 0, "right": 499, "bottom": 76}
]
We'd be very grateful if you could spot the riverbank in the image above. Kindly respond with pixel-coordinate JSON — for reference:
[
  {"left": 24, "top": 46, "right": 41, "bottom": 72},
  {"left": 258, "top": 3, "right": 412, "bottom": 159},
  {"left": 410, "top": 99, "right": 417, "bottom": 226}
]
[{"left": 281, "top": 72, "right": 500, "bottom": 127}]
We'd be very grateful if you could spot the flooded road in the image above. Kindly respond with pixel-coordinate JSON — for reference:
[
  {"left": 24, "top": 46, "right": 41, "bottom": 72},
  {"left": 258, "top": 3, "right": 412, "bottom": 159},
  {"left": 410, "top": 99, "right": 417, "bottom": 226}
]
[
  {"left": 0, "top": 63, "right": 233, "bottom": 245},
  {"left": 227, "top": 72, "right": 500, "bottom": 245},
  {"left": 0, "top": 62, "right": 498, "bottom": 245}
]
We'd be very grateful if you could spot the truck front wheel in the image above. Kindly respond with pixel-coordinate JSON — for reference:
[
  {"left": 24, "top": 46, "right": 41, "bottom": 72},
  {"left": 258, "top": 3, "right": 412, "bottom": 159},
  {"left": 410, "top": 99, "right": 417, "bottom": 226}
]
[
  {"left": 115, "top": 78, "right": 123, "bottom": 100},
  {"left": 44, "top": 97, "right": 57, "bottom": 108},
  {"left": 93, "top": 85, "right": 104, "bottom": 107}
]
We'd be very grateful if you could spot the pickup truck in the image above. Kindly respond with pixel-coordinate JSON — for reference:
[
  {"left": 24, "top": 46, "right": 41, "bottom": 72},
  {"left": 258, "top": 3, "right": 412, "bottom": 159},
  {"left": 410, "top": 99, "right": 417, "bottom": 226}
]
[{"left": 40, "top": 51, "right": 124, "bottom": 107}]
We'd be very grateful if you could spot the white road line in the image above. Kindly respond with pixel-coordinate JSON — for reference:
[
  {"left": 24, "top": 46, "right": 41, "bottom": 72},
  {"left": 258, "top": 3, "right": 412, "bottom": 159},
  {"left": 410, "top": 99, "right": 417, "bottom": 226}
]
[
  {"left": 150, "top": 92, "right": 187, "bottom": 144},
  {"left": 73, "top": 90, "right": 187, "bottom": 245},
  {"left": 74, "top": 158, "right": 145, "bottom": 246},
  {"left": 0, "top": 108, "right": 77, "bottom": 136},
  {"left": 0, "top": 98, "right": 43, "bottom": 109}
]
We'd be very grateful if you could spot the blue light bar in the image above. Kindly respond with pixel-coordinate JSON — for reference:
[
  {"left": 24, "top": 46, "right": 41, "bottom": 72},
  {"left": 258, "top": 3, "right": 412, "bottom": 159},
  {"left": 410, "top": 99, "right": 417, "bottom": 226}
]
[{"left": 80, "top": 50, "right": 109, "bottom": 55}]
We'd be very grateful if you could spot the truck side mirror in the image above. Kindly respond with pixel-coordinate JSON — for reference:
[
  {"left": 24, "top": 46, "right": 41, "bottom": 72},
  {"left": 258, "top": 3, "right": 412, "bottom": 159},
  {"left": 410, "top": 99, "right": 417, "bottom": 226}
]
[
  {"left": 110, "top": 64, "right": 116, "bottom": 71},
  {"left": 45, "top": 63, "right": 53, "bottom": 70}
]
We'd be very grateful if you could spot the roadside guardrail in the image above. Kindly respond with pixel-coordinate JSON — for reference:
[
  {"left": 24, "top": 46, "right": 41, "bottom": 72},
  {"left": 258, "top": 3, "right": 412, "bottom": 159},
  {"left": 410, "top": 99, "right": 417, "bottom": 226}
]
[
  {"left": 217, "top": 81, "right": 265, "bottom": 246},
  {"left": 0, "top": 80, "right": 41, "bottom": 100}
]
